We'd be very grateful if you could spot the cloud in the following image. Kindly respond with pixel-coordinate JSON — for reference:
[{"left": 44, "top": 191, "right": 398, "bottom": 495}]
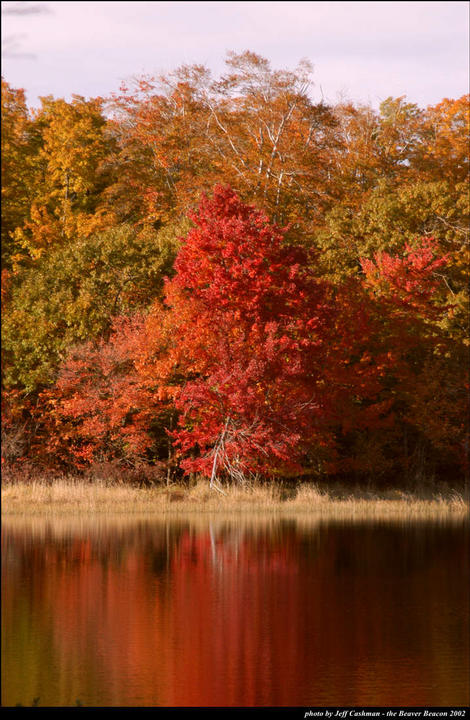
[
  {"left": 1, "top": 2, "right": 51, "bottom": 59},
  {"left": 2, "top": 2, "right": 51, "bottom": 15},
  {"left": 1, "top": 1, "right": 468, "bottom": 108},
  {"left": 2, "top": 33, "right": 36, "bottom": 58}
]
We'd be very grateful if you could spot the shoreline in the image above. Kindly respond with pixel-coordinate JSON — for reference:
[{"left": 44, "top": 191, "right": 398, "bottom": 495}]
[{"left": 2, "top": 478, "right": 468, "bottom": 520}]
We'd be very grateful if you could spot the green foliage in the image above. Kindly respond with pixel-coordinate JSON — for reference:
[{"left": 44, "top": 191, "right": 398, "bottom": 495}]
[
  {"left": 316, "top": 179, "right": 468, "bottom": 277},
  {"left": 2, "top": 221, "right": 185, "bottom": 392}
]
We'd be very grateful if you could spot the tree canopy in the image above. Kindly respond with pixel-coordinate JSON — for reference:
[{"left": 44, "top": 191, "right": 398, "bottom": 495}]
[{"left": 1, "top": 54, "right": 468, "bottom": 485}]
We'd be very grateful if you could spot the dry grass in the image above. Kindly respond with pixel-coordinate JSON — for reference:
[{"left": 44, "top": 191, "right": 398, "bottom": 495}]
[{"left": 1, "top": 476, "right": 468, "bottom": 521}]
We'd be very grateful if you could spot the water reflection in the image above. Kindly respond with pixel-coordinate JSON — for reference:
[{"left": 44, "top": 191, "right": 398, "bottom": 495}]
[{"left": 2, "top": 515, "right": 469, "bottom": 707}]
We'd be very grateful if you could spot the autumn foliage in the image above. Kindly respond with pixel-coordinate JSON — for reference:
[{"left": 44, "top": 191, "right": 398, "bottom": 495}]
[
  {"left": 1, "top": 55, "right": 468, "bottom": 485},
  {"left": 159, "top": 187, "right": 333, "bottom": 478}
]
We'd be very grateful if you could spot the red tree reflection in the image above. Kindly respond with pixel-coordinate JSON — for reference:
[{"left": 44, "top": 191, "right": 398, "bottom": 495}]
[{"left": 2, "top": 520, "right": 469, "bottom": 707}]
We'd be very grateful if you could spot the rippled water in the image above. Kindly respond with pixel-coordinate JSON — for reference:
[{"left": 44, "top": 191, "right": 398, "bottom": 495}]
[{"left": 2, "top": 514, "right": 469, "bottom": 707}]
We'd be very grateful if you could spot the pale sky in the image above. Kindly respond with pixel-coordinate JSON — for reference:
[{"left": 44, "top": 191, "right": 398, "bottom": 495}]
[{"left": 2, "top": 0, "right": 469, "bottom": 109}]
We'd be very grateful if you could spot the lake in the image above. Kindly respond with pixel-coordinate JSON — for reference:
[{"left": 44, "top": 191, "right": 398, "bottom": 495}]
[{"left": 2, "top": 514, "right": 469, "bottom": 707}]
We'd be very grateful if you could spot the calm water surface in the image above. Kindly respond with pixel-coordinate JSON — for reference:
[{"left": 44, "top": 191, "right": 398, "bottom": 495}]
[{"left": 2, "top": 514, "right": 469, "bottom": 707}]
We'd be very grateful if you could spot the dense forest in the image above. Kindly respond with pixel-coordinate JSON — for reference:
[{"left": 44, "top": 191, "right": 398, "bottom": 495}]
[{"left": 2, "top": 52, "right": 469, "bottom": 486}]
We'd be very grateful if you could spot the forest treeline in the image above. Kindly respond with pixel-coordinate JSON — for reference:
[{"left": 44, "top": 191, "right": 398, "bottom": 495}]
[{"left": 1, "top": 52, "right": 469, "bottom": 485}]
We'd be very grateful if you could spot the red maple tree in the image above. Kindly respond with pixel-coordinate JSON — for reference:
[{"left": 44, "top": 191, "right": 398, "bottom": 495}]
[{"left": 158, "top": 186, "right": 356, "bottom": 481}]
